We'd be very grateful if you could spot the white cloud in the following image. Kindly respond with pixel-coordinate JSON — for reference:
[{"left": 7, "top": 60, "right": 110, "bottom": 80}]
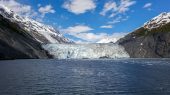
[
  {"left": 100, "top": 0, "right": 136, "bottom": 18},
  {"left": 63, "top": 0, "right": 96, "bottom": 15},
  {"left": 38, "top": 5, "right": 55, "bottom": 17},
  {"left": 75, "top": 32, "right": 127, "bottom": 43},
  {"left": 143, "top": 3, "right": 152, "bottom": 11},
  {"left": 100, "top": 25, "right": 113, "bottom": 29},
  {"left": 62, "top": 25, "right": 128, "bottom": 43},
  {"left": 108, "top": 15, "right": 129, "bottom": 25},
  {"left": 61, "top": 25, "right": 108, "bottom": 42},
  {"left": 73, "top": 32, "right": 128, "bottom": 43},
  {"left": 97, "top": 32, "right": 128, "bottom": 43},
  {"left": 100, "top": 1, "right": 117, "bottom": 16},
  {"left": 97, "top": 38, "right": 117, "bottom": 43},
  {"left": 100, "top": 0, "right": 135, "bottom": 26},
  {"left": 108, "top": 16, "right": 122, "bottom": 24},
  {"left": 143, "top": 3, "right": 152, "bottom": 8},
  {"left": 74, "top": 32, "right": 108, "bottom": 42},
  {"left": 118, "top": 0, "right": 136, "bottom": 13},
  {"left": 62, "top": 25, "right": 93, "bottom": 33},
  {"left": 0, "top": 0, "right": 53, "bottom": 22},
  {"left": 0, "top": 0, "right": 37, "bottom": 18},
  {"left": 122, "top": 16, "right": 129, "bottom": 21}
]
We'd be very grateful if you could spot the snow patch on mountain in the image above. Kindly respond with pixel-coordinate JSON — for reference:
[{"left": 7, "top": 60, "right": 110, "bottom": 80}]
[
  {"left": 144, "top": 12, "right": 170, "bottom": 30},
  {"left": 43, "top": 44, "right": 130, "bottom": 59},
  {"left": 97, "top": 38, "right": 117, "bottom": 43},
  {"left": 0, "top": 5, "right": 69, "bottom": 44},
  {"left": 97, "top": 33, "right": 128, "bottom": 43}
]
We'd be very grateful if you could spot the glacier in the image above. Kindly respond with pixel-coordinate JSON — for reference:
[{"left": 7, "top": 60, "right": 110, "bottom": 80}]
[{"left": 42, "top": 43, "right": 130, "bottom": 59}]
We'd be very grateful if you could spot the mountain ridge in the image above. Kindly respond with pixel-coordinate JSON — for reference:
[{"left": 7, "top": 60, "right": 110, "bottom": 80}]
[
  {"left": 143, "top": 12, "right": 170, "bottom": 30},
  {"left": 118, "top": 12, "right": 170, "bottom": 58},
  {"left": 0, "top": 5, "right": 70, "bottom": 44},
  {"left": 0, "top": 5, "right": 70, "bottom": 59}
]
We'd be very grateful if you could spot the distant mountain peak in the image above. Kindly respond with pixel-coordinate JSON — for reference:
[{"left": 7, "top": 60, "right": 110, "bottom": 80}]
[
  {"left": 143, "top": 12, "right": 170, "bottom": 30},
  {"left": 0, "top": 5, "right": 12, "bottom": 14},
  {"left": 0, "top": 5, "right": 70, "bottom": 44},
  {"left": 97, "top": 38, "right": 117, "bottom": 43}
]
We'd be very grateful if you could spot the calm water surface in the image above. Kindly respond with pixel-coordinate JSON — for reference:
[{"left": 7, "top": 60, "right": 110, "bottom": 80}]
[{"left": 0, "top": 59, "right": 170, "bottom": 95}]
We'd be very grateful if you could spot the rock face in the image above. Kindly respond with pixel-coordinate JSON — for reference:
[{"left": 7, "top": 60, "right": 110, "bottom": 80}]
[
  {"left": 0, "top": 5, "right": 70, "bottom": 60},
  {"left": 0, "top": 5, "right": 70, "bottom": 44},
  {"left": 118, "top": 12, "right": 170, "bottom": 58}
]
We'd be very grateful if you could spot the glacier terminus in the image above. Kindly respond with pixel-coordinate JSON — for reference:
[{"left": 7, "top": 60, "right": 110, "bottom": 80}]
[{"left": 43, "top": 43, "right": 130, "bottom": 59}]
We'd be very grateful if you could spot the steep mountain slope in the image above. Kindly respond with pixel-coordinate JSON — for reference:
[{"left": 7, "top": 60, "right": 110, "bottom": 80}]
[
  {"left": 0, "top": 5, "right": 69, "bottom": 59},
  {"left": 118, "top": 12, "right": 170, "bottom": 58},
  {"left": 0, "top": 5, "right": 69, "bottom": 44}
]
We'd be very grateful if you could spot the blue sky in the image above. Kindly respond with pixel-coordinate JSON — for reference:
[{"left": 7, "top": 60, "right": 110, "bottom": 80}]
[{"left": 1, "top": 0, "right": 170, "bottom": 43}]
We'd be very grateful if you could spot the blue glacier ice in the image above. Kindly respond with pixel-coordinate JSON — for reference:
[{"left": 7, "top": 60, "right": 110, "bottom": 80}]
[{"left": 42, "top": 43, "right": 130, "bottom": 59}]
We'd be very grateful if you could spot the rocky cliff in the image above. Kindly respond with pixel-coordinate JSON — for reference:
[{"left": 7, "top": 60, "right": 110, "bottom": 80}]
[
  {"left": 0, "top": 5, "right": 70, "bottom": 60},
  {"left": 118, "top": 12, "right": 170, "bottom": 58}
]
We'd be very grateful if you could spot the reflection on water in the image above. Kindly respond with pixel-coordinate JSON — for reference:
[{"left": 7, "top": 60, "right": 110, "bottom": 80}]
[{"left": 0, "top": 59, "right": 170, "bottom": 95}]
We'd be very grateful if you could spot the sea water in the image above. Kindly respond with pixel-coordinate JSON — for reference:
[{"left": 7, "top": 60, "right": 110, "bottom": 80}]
[{"left": 0, "top": 59, "right": 170, "bottom": 95}]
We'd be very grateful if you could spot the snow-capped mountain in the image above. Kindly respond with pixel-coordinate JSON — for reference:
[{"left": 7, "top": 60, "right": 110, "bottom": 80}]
[
  {"left": 0, "top": 5, "right": 70, "bottom": 44},
  {"left": 144, "top": 12, "right": 170, "bottom": 30},
  {"left": 118, "top": 12, "right": 170, "bottom": 58},
  {"left": 97, "top": 33, "right": 128, "bottom": 43},
  {"left": 97, "top": 38, "right": 117, "bottom": 43},
  {"left": 0, "top": 5, "right": 71, "bottom": 59}
]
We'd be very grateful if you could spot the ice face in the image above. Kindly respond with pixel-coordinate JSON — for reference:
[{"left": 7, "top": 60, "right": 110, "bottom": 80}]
[{"left": 43, "top": 44, "right": 130, "bottom": 59}]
